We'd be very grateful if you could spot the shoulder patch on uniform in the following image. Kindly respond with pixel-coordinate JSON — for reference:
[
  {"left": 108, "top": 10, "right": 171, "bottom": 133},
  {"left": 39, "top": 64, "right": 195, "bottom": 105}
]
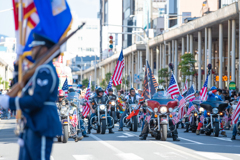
[
  {"left": 39, "top": 68, "right": 50, "bottom": 74},
  {"left": 37, "top": 78, "right": 48, "bottom": 87}
]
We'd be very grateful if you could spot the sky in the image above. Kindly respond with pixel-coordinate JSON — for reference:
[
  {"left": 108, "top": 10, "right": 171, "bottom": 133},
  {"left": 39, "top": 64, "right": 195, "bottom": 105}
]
[{"left": 0, "top": 0, "right": 99, "bottom": 37}]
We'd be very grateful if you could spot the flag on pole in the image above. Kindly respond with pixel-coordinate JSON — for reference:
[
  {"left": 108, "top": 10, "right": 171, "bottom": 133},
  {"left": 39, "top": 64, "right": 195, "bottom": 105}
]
[
  {"left": 177, "top": 95, "right": 186, "bottom": 119},
  {"left": 182, "top": 79, "right": 188, "bottom": 94},
  {"left": 105, "top": 78, "right": 113, "bottom": 95},
  {"left": 62, "top": 78, "right": 68, "bottom": 97},
  {"left": 177, "top": 95, "right": 186, "bottom": 108},
  {"left": 184, "top": 85, "right": 195, "bottom": 101},
  {"left": 231, "top": 100, "right": 240, "bottom": 124},
  {"left": 143, "top": 61, "right": 158, "bottom": 99},
  {"left": 200, "top": 74, "right": 209, "bottom": 101},
  {"left": 167, "top": 74, "right": 180, "bottom": 98},
  {"left": 187, "top": 102, "right": 195, "bottom": 115},
  {"left": 112, "top": 51, "right": 124, "bottom": 86},
  {"left": 83, "top": 77, "right": 91, "bottom": 118}
]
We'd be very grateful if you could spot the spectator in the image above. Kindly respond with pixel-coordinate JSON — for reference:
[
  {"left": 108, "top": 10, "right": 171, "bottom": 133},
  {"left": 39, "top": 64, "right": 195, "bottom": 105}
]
[
  {"left": 224, "top": 90, "right": 231, "bottom": 101},
  {"left": 237, "top": 92, "right": 240, "bottom": 101},
  {"left": 218, "top": 89, "right": 225, "bottom": 101}
]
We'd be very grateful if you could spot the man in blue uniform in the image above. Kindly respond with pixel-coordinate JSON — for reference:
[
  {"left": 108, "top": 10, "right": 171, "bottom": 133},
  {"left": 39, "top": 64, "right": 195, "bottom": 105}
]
[{"left": 0, "top": 33, "right": 62, "bottom": 160}]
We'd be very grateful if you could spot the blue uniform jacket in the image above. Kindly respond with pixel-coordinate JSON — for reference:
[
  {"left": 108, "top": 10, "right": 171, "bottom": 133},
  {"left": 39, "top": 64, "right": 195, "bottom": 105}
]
[{"left": 9, "top": 62, "right": 62, "bottom": 137}]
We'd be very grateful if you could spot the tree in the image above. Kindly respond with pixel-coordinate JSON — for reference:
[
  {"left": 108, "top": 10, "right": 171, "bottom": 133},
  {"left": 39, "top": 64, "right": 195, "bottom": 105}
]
[
  {"left": 105, "top": 72, "right": 112, "bottom": 82},
  {"left": 82, "top": 79, "right": 89, "bottom": 89},
  {"left": 4, "top": 81, "right": 9, "bottom": 90},
  {"left": 99, "top": 72, "right": 112, "bottom": 89},
  {"left": 158, "top": 68, "right": 170, "bottom": 87},
  {"left": 100, "top": 79, "right": 107, "bottom": 89},
  {"left": 91, "top": 81, "right": 95, "bottom": 91},
  {"left": 122, "top": 76, "right": 129, "bottom": 90},
  {"left": 178, "top": 53, "right": 197, "bottom": 83}
]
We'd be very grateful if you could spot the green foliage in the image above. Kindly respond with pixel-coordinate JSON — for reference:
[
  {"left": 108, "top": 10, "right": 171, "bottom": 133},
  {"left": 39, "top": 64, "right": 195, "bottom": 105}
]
[
  {"left": 4, "top": 81, "right": 9, "bottom": 90},
  {"left": 116, "top": 85, "right": 121, "bottom": 91},
  {"left": 91, "top": 81, "right": 95, "bottom": 91},
  {"left": 82, "top": 79, "right": 89, "bottom": 89},
  {"left": 105, "top": 72, "right": 112, "bottom": 82},
  {"left": 99, "top": 72, "right": 112, "bottom": 89},
  {"left": 100, "top": 79, "right": 107, "bottom": 89},
  {"left": 122, "top": 76, "right": 129, "bottom": 89},
  {"left": 158, "top": 68, "right": 170, "bottom": 85},
  {"left": 178, "top": 53, "right": 197, "bottom": 82}
]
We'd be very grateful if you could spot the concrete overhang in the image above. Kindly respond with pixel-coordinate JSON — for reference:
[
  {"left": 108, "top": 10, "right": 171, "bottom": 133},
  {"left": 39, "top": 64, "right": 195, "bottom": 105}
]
[
  {"left": 82, "top": 44, "right": 146, "bottom": 74},
  {"left": 149, "top": 2, "right": 239, "bottom": 47}
]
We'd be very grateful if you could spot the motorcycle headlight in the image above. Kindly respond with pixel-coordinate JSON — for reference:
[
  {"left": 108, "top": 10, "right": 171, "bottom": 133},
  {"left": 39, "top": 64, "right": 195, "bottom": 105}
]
[
  {"left": 160, "top": 106, "right": 167, "bottom": 114},
  {"left": 199, "top": 107, "right": 204, "bottom": 113},
  {"left": 154, "top": 108, "right": 158, "bottom": 113},
  {"left": 212, "top": 108, "right": 218, "bottom": 114},
  {"left": 111, "top": 101, "right": 116, "bottom": 105},
  {"left": 69, "top": 109, "right": 74, "bottom": 115},
  {"left": 169, "top": 108, "right": 173, "bottom": 113},
  {"left": 60, "top": 107, "right": 67, "bottom": 115},
  {"left": 100, "top": 105, "right": 106, "bottom": 110}
]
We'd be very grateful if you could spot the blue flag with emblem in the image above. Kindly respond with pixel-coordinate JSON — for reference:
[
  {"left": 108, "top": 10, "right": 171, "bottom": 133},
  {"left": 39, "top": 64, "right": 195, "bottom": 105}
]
[
  {"left": 62, "top": 78, "right": 69, "bottom": 97},
  {"left": 23, "top": 0, "right": 72, "bottom": 60}
]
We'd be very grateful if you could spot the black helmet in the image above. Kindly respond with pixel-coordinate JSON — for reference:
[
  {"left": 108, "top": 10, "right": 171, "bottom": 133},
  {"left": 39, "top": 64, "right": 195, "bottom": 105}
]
[
  {"left": 68, "top": 88, "right": 75, "bottom": 93},
  {"left": 96, "top": 87, "right": 104, "bottom": 95},
  {"left": 130, "top": 88, "right": 135, "bottom": 92},
  {"left": 108, "top": 88, "right": 113, "bottom": 92}
]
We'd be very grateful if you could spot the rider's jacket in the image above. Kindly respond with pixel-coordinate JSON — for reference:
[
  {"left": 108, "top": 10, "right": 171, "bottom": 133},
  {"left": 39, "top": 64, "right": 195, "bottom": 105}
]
[
  {"left": 93, "top": 95, "right": 107, "bottom": 105},
  {"left": 125, "top": 95, "right": 140, "bottom": 104},
  {"left": 107, "top": 94, "right": 117, "bottom": 100}
]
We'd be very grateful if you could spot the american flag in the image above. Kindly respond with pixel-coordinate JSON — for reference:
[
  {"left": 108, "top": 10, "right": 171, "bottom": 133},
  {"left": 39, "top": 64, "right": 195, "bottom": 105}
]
[
  {"left": 200, "top": 74, "right": 209, "bottom": 101},
  {"left": 185, "top": 85, "right": 195, "bottom": 101},
  {"left": 104, "top": 78, "right": 113, "bottom": 95},
  {"left": 187, "top": 102, "right": 195, "bottom": 115},
  {"left": 200, "top": 115, "right": 204, "bottom": 122},
  {"left": 62, "top": 78, "right": 68, "bottom": 97},
  {"left": 182, "top": 79, "right": 188, "bottom": 94},
  {"left": 231, "top": 100, "right": 240, "bottom": 124},
  {"left": 112, "top": 51, "right": 124, "bottom": 86},
  {"left": 167, "top": 74, "right": 180, "bottom": 98},
  {"left": 177, "top": 95, "right": 186, "bottom": 108},
  {"left": 83, "top": 77, "right": 91, "bottom": 118},
  {"left": 172, "top": 116, "right": 179, "bottom": 125}
]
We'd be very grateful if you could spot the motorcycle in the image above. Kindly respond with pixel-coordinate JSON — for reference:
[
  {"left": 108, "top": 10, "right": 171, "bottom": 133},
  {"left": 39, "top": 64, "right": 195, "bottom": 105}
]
[
  {"left": 56, "top": 100, "right": 69, "bottom": 143},
  {"left": 200, "top": 97, "right": 228, "bottom": 137},
  {"left": 146, "top": 91, "right": 178, "bottom": 141},
  {"left": 90, "top": 98, "right": 114, "bottom": 134},
  {"left": 108, "top": 96, "right": 118, "bottom": 124},
  {"left": 67, "top": 92, "right": 83, "bottom": 142}
]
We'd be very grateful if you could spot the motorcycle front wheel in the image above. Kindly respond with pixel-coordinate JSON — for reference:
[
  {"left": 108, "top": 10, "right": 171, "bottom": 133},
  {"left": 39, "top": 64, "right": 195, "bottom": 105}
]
[
  {"left": 132, "top": 116, "right": 138, "bottom": 132},
  {"left": 100, "top": 119, "right": 106, "bottom": 134},
  {"left": 62, "top": 125, "right": 68, "bottom": 143},
  {"left": 213, "top": 122, "right": 219, "bottom": 137},
  {"left": 160, "top": 124, "right": 167, "bottom": 141}
]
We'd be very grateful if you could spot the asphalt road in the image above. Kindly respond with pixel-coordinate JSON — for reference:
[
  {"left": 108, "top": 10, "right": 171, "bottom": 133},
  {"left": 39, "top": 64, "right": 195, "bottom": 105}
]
[{"left": 1, "top": 119, "right": 240, "bottom": 160}]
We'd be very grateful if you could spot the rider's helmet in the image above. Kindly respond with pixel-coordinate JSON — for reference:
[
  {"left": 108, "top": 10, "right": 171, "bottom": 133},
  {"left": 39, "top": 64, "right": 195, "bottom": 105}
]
[
  {"left": 96, "top": 87, "right": 104, "bottom": 96},
  {"left": 130, "top": 88, "right": 135, "bottom": 92},
  {"left": 58, "top": 90, "right": 65, "bottom": 98},
  {"left": 157, "top": 85, "right": 164, "bottom": 92},
  {"left": 108, "top": 88, "right": 113, "bottom": 92},
  {"left": 68, "top": 88, "right": 75, "bottom": 93},
  {"left": 210, "top": 86, "right": 217, "bottom": 91}
]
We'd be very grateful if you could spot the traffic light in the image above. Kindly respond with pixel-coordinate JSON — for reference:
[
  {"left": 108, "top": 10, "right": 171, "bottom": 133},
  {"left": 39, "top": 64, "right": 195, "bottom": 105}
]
[{"left": 109, "top": 35, "right": 113, "bottom": 49}]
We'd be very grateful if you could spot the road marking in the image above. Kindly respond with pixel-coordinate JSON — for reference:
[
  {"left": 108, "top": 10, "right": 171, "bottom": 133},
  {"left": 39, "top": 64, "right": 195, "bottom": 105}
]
[
  {"left": 89, "top": 134, "right": 123, "bottom": 154},
  {"left": 123, "top": 133, "right": 135, "bottom": 137},
  {"left": 213, "top": 137, "right": 232, "bottom": 142},
  {"left": 195, "top": 152, "right": 232, "bottom": 160},
  {"left": 151, "top": 141, "right": 205, "bottom": 160},
  {"left": 178, "top": 137, "right": 203, "bottom": 144},
  {"left": 117, "top": 153, "right": 143, "bottom": 160},
  {"left": 117, "top": 135, "right": 128, "bottom": 138},
  {"left": 154, "top": 152, "right": 188, "bottom": 159},
  {"left": 73, "top": 155, "right": 94, "bottom": 160},
  {"left": 50, "top": 156, "right": 54, "bottom": 160}
]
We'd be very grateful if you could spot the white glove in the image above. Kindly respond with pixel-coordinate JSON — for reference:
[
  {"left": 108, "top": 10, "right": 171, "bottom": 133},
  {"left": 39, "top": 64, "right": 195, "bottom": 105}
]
[{"left": 0, "top": 95, "right": 10, "bottom": 109}]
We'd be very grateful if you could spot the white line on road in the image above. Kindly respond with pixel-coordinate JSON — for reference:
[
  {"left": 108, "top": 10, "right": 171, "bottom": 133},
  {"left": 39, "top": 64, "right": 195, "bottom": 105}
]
[
  {"left": 123, "top": 133, "right": 135, "bottom": 137},
  {"left": 213, "top": 137, "right": 232, "bottom": 142},
  {"left": 154, "top": 152, "right": 188, "bottom": 159},
  {"left": 73, "top": 155, "right": 94, "bottom": 160},
  {"left": 50, "top": 156, "right": 54, "bottom": 160},
  {"left": 195, "top": 152, "right": 232, "bottom": 160},
  {"left": 151, "top": 141, "right": 206, "bottom": 160},
  {"left": 178, "top": 137, "right": 203, "bottom": 144},
  {"left": 117, "top": 153, "right": 143, "bottom": 160},
  {"left": 117, "top": 135, "right": 129, "bottom": 138}
]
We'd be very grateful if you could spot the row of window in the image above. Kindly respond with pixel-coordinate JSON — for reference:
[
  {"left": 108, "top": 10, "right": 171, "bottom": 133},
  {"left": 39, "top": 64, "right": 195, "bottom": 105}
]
[{"left": 78, "top": 48, "right": 95, "bottom": 52}]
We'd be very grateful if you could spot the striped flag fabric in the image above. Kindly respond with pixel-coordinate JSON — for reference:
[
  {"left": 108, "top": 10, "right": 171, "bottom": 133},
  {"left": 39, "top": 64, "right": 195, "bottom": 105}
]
[
  {"left": 185, "top": 85, "right": 195, "bottom": 101},
  {"left": 200, "top": 115, "right": 204, "bottom": 122},
  {"left": 167, "top": 74, "right": 180, "bottom": 98},
  {"left": 83, "top": 77, "right": 91, "bottom": 118},
  {"left": 105, "top": 78, "right": 113, "bottom": 95},
  {"left": 62, "top": 78, "right": 68, "bottom": 97},
  {"left": 177, "top": 95, "right": 186, "bottom": 119},
  {"left": 231, "top": 100, "right": 240, "bottom": 124},
  {"left": 182, "top": 79, "right": 188, "bottom": 94},
  {"left": 187, "top": 102, "right": 195, "bottom": 115},
  {"left": 112, "top": 51, "right": 124, "bottom": 86},
  {"left": 172, "top": 116, "right": 179, "bottom": 125},
  {"left": 177, "top": 95, "right": 186, "bottom": 108},
  {"left": 200, "top": 74, "right": 209, "bottom": 101}
]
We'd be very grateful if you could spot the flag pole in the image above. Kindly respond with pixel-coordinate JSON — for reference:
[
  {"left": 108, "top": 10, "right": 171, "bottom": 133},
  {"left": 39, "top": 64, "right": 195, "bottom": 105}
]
[
  {"left": 16, "top": 0, "right": 23, "bottom": 121},
  {"left": 146, "top": 59, "right": 151, "bottom": 99}
]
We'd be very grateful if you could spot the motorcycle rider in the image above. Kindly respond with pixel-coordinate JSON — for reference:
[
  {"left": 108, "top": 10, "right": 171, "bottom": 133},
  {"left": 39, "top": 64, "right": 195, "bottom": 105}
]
[
  {"left": 139, "top": 87, "right": 180, "bottom": 141},
  {"left": 57, "top": 90, "right": 68, "bottom": 105},
  {"left": 88, "top": 87, "right": 114, "bottom": 134},
  {"left": 118, "top": 88, "right": 140, "bottom": 131},
  {"left": 107, "top": 88, "right": 117, "bottom": 100}
]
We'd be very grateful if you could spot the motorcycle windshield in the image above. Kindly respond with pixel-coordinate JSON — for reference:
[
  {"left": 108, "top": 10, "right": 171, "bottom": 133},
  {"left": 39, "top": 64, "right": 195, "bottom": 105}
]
[
  {"left": 152, "top": 91, "right": 171, "bottom": 99},
  {"left": 67, "top": 92, "right": 80, "bottom": 106}
]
